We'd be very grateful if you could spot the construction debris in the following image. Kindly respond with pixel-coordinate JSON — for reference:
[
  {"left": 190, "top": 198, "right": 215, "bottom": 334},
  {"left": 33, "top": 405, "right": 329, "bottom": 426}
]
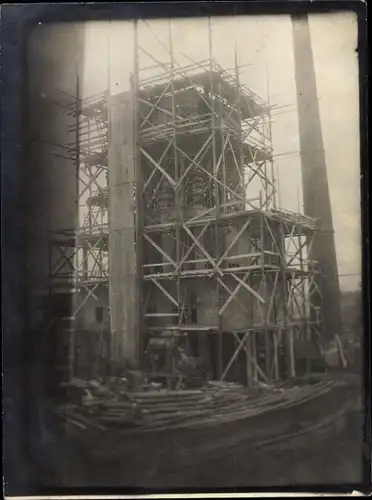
[{"left": 55, "top": 377, "right": 141, "bottom": 431}]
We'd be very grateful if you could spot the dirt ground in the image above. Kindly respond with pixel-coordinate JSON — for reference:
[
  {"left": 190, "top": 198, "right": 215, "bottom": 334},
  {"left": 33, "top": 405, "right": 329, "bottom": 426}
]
[{"left": 47, "top": 412, "right": 363, "bottom": 491}]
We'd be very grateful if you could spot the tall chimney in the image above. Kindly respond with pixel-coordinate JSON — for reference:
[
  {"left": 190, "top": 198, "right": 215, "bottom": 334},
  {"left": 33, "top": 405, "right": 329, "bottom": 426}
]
[
  {"left": 26, "top": 23, "right": 85, "bottom": 382},
  {"left": 291, "top": 14, "right": 342, "bottom": 340}
]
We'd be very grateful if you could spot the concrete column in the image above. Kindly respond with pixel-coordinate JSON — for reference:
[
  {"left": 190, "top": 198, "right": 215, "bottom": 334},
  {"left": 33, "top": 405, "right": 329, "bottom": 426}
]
[{"left": 108, "top": 92, "right": 139, "bottom": 364}]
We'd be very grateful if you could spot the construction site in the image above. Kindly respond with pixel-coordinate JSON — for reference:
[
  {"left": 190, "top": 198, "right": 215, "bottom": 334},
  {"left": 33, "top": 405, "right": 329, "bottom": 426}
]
[
  {"left": 26, "top": 14, "right": 362, "bottom": 488},
  {"left": 49, "top": 20, "right": 330, "bottom": 383}
]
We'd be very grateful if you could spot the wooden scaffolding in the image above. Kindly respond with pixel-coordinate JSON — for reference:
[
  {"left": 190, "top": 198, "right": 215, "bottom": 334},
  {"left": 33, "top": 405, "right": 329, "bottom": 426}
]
[{"left": 49, "top": 20, "right": 325, "bottom": 384}]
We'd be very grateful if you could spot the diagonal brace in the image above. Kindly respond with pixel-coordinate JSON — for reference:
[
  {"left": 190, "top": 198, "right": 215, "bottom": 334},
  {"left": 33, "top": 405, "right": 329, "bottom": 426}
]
[{"left": 182, "top": 224, "right": 223, "bottom": 276}]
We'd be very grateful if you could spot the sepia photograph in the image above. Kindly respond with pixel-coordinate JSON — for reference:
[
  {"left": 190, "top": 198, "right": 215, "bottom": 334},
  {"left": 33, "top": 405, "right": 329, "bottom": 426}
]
[{"left": 2, "top": 3, "right": 368, "bottom": 496}]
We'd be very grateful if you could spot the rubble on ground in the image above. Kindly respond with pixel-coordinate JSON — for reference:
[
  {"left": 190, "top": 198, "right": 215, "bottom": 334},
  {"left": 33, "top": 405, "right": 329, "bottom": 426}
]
[{"left": 54, "top": 376, "right": 140, "bottom": 431}]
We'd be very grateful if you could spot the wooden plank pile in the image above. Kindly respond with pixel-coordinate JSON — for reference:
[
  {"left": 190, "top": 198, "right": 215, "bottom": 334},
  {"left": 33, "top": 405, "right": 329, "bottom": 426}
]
[
  {"left": 127, "top": 382, "right": 260, "bottom": 430},
  {"left": 55, "top": 378, "right": 330, "bottom": 434},
  {"left": 130, "top": 389, "right": 211, "bottom": 428},
  {"left": 54, "top": 378, "right": 281, "bottom": 432}
]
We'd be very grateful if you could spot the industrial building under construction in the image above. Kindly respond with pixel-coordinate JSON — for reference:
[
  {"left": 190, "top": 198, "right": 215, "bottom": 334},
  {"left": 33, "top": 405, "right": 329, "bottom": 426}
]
[{"left": 43, "top": 17, "right": 341, "bottom": 389}]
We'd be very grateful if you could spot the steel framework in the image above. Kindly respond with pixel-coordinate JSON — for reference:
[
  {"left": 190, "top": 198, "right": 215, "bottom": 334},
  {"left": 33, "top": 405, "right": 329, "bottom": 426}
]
[{"left": 49, "top": 20, "right": 324, "bottom": 384}]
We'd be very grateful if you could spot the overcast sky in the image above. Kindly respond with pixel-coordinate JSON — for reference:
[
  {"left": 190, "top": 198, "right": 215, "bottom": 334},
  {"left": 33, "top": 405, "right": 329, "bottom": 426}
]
[{"left": 82, "top": 12, "right": 360, "bottom": 290}]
